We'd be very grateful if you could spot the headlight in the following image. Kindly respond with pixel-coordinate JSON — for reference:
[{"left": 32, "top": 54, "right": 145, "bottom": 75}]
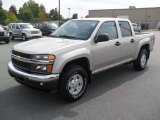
[
  {"left": 39, "top": 30, "right": 42, "bottom": 34},
  {"left": 23, "top": 30, "right": 30, "bottom": 34},
  {"left": 31, "top": 64, "right": 53, "bottom": 74},
  {"left": 32, "top": 55, "right": 56, "bottom": 60},
  {"left": 31, "top": 55, "right": 56, "bottom": 74},
  {"left": 4, "top": 31, "right": 9, "bottom": 36}
]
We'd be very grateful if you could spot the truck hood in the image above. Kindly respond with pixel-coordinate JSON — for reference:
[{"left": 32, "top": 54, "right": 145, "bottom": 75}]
[{"left": 13, "top": 37, "right": 84, "bottom": 54}]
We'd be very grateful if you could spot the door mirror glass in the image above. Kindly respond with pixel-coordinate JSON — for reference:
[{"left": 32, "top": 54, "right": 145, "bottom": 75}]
[{"left": 95, "top": 34, "right": 109, "bottom": 43}]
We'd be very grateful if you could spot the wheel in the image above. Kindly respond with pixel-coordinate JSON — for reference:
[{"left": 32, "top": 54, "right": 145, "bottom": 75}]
[
  {"left": 133, "top": 49, "right": 148, "bottom": 71},
  {"left": 22, "top": 34, "right": 27, "bottom": 41},
  {"left": 9, "top": 33, "right": 14, "bottom": 40},
  {"left": 5, "top": 39, "right": 9, "bottom": 44},
  {"left": 59, "top": 65, "right": 88, "bottom": 102}
]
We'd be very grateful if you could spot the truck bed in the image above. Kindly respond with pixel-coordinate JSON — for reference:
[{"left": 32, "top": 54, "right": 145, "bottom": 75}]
[{"left": 135, "top": 32, "right": 148, "bottom": 35}]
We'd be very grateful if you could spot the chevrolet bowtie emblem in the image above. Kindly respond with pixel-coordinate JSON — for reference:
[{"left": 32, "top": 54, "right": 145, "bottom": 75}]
[{"left": 16, "top": 56, "right": 21, "bottom": 61}]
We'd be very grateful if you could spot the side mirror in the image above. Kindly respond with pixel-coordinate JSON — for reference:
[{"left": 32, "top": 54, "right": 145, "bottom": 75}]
[{"left": 95, "top": 34, "right": 109, "bottom": 43}]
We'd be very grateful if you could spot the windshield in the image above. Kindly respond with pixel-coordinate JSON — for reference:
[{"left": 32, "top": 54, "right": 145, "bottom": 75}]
[
  {"left": 20, "top": 24, "right": 34, "bottom": 29},
  {"left": 48, "top": 23, "right": 58, "bottom": 29},
  {"left": 51, "top": 20, "right": 98, "bottom": 40}
]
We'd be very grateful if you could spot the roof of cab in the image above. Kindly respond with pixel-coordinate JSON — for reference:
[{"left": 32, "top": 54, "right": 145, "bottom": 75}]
[
  {"left": 74, "top": 17, "right": 130, "bottom": 22},
  {"left": 9, "top": 23, "right": 31, "bottom": 25}
]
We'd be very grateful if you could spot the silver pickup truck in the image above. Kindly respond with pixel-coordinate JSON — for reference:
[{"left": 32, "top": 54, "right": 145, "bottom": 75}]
[
  {"left": 8, "top": 18, "right": 155, "bottom": 102},
  {"left": 8, "top": 23, "right": 42, "bottom": 41}
]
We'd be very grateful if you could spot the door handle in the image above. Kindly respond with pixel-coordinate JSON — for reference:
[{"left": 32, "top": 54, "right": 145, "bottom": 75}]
[
  {"left": 130, "top": 39, "right": 135, "bottom": 43},
  {"left": 115, "top": 41, "right": 121, "bottom": 46}
]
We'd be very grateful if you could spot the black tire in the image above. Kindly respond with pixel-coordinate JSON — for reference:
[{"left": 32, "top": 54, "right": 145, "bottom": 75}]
[
  {"left": 22, "top": 34, "right": 27, "bottom": 41},
  {"left": 9, "top": 33, "right": 14, "bottom": 40},
  {"left": 5, "top": 40, "right": 9, "bottom": 44},
  {"left": 133, "top": 48, "right": 148, "bottom": 71},
  {"left": 59, "top": 65, "right": 88, "bottom": 102}
]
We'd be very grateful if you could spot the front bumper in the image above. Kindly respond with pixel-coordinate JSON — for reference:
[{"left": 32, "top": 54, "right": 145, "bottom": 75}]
[
  {"left": 26, "top": 33, "right": 42, "bottom": 38},
  {"left": 8, "top": 61, "right": 59, "bottom": 91},
  {"left": 0, "top": 36, "right": 9, "bottom": 41}
]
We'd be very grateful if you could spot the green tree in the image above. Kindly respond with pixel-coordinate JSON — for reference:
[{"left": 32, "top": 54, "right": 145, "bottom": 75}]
[
  {"left": 26, "top": 0, "right": 39, "bottom": 18},
  {"left": 0, "top": 9, "right": 7, "bottom": 24},
  {"left": 18, "top": 0, "right": 40, "bottom": 22},
  {"left": 9, "top": 5, "right": 18, "bottom": 17},
  {"left": 49, "top": 8, "right": 63, "bottom": 21},
  {"left": 0, "top": 0, "right": 2, "bottom": 9},
  {"left": 0, "top": 0, "right": 7, "bottom": 24},
  {"left": 38, "top": 4, "right": 47, "bottom": 22},
  {"left": 5, "top": 11, "right": 18, "bottom": 24},
  {"left": 19, "top": 5, "right": 33, "bottom": 22},
  {"left": 72, "top": 13, "right": 78, "bottom": 19}
]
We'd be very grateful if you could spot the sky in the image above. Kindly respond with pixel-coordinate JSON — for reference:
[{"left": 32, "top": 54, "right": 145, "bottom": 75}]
[{"left": 2, "top": 0, "right": 160, "bottom": 18}]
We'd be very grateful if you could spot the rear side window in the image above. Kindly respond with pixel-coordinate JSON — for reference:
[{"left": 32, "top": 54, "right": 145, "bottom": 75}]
[
  {"left": 12, "top": 24, "right": 16, "bottom": 29},
  {"left": 38, "top": 24, "right": 42, "bottom": 29},
  {"left": 119, "top": 21, "right": 132, "bottom": 37},
  {"left": 43, "top": 24, "right": 47, "bottom": 29},
  {"left": 9, "top": 24, "right": 12, "bottom": 28},
  {"left": 97, "top": 21, "right": 118, "bottom": 40},
  {"left": 16, "top": 24, "right": 20, "bottom": 29}
]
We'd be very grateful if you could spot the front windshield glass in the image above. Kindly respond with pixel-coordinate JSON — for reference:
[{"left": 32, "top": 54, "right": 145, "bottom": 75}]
[
  {"left": 48, "top": 23, "right": 58, "bottom": 29},
  {"left": 51, "top": 20, "right": 98, "bottom": 40},
  {"left": 20, "top": 24, "right": 34, "bottom": 29}
]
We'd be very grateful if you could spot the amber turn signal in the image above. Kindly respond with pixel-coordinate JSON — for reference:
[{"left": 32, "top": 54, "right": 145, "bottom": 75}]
[
  {"left": 47, "top": 64, "right": 53, "bottom": 73},
  {"left": 48, "top": 55, "right": 56, "bottom": 60}
]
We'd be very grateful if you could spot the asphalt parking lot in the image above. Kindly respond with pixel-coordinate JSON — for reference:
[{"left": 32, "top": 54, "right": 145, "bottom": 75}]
[{"left": 0, "top": 31, "right": 160, "bottom": 120}]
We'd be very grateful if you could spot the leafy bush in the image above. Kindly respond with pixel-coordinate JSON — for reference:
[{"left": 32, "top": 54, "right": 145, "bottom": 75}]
[{"left": 158, "top": 26, "right": 160, "bottom": 31}]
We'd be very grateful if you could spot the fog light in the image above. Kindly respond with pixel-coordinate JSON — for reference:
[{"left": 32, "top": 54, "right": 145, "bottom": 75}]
[{"left": 36, "top": 65, "right": 47, "bottom": 71}]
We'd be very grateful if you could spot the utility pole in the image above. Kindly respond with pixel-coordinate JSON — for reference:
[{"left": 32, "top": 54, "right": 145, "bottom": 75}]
[
  {"left": 68, "top": 8, "right": 71, "bottom": 19},
  {"left": 58, "top": 0, "right": 60, "bottom": 26}
]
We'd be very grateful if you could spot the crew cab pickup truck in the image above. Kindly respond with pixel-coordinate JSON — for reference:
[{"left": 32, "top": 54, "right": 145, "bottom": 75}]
[{"left": 8, "top": 18, "right": 155, "bottom": 102}]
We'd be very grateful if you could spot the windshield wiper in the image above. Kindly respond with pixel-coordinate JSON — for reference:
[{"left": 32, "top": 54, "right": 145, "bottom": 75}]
[
  {"left": 48, "top": 35, "right": 81, "bottom": 40},
  {"left": 48, "top": 35, "right": 59, "bottom": 37},
  {"left": 58, "top": 35, "right": 78, "bottom": 39}
]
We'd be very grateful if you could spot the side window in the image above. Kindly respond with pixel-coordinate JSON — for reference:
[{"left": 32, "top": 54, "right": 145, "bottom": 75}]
[
  {"left": 43, "top": 24, "right": 47, "bottom": 29},
  {"left": 12, "top": 24, "right": 16, "bottom": 29},
  {"left": 38, "top": 24, "right": 42, "bottom": 29},
  {"left": 16, "top": 24, "right": 20, "bottom": 29},
  {"left": 119, "top": 21, "right": 132, "bottom": 37},
  {"left": 97, "top": 21, "right": 118, "bottom": 40},
  {"left": 9, "top": 24, "right": 12, "bottom": 28}
]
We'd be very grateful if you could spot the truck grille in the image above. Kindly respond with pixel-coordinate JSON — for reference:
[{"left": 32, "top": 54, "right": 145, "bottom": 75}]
[
  {"left": 0, "top": 32, "right": 4, "bottom": 37},
  {"left": 12, "top": 50, "right": 32, "bottom": 59},
  {"left": 12, "top": 50, "right": 32, "bottom": 73},
  {"left": 12, "top": 58, "right": 32, "bottom": 73},
  {"left": 31, "top": 31, "right": 38, "bottom": 34}
]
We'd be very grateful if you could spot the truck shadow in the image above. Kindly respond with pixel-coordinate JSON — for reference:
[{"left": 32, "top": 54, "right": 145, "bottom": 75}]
[{"left": 0, "top": 65, "right": 148, "bottom": 120}]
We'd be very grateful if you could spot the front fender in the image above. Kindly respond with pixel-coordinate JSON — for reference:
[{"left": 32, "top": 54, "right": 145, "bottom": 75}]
[{"left": 53, "top": 48, "right": 91, "bottom": 73}]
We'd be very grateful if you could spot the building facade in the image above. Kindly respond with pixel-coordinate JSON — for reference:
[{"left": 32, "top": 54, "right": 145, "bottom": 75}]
[{"left": 89, "top": 7, "right": 160, "bottom": 29}]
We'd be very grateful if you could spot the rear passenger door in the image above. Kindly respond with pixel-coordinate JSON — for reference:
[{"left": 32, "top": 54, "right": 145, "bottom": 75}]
[
  {"left": 11, "top": 24, "right": 16, "bottom": 35},
  {"left": 93, "top": 21, "right": 128, "bottom": 71},
  {"left": 118, "top": 21, "right": 137, "bottom": 59},
  {"left": 15, "top": 24, "right": 21, "bottom": 36}
]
